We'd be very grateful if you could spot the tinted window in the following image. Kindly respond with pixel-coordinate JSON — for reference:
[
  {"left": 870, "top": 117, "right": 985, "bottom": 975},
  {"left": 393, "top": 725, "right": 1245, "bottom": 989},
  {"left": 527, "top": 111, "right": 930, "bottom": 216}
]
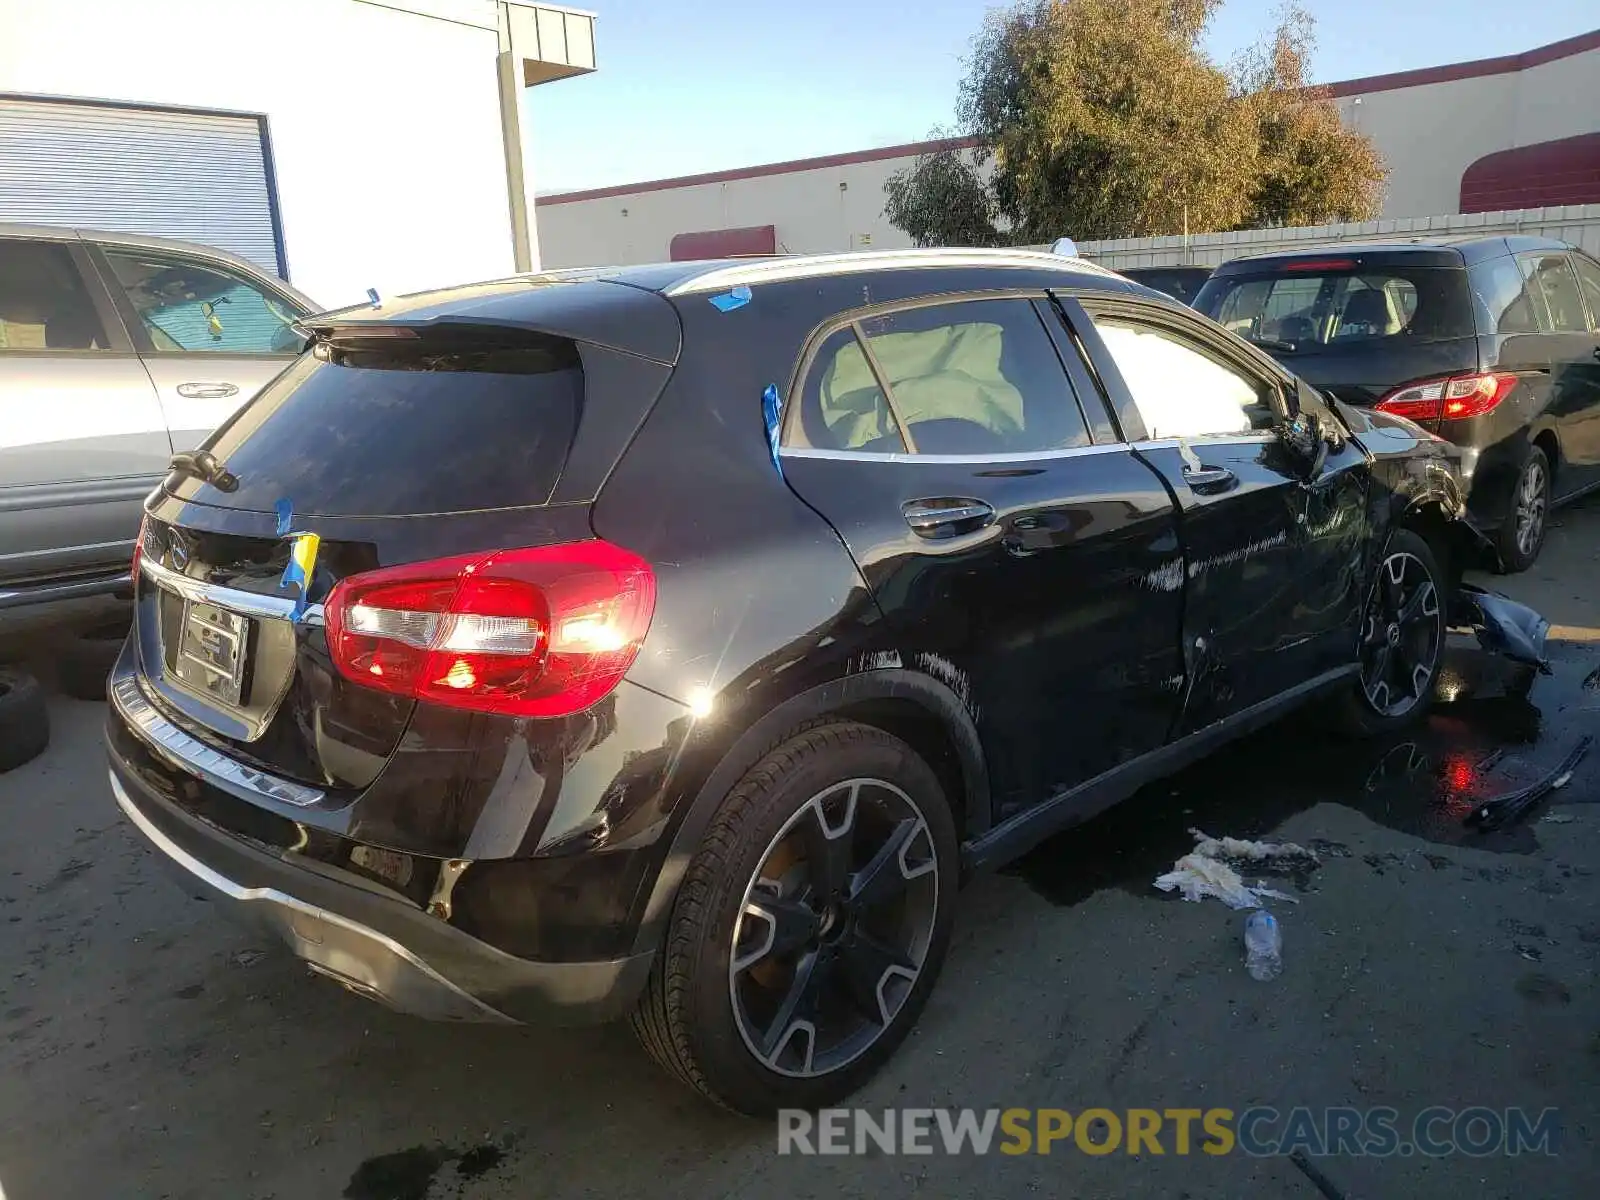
[
  {"left": 191, "top": 336, "right": 580, "bottom": 516},
  {"left": 796, "top": 300, "right": 1089, "bottom": 456},
  {"left": 802, "top": 326, "right": 903, "bottom": 452},
  {"left": 1519, "top": 253, "right": 1587, "bottom": 333},
  {"left": 1471, "top": 256, "right": 1540, "bottom": 334},
  {"left": 1091, "top": 316, "right": 1273, "bottom": 438},
  {"left": 1573, "top": 254, "right": 1600, "bottom": 332},
  {"left": 105, "top": 250, "right": 305, "bottom": 354},
  {"left": 0, "top": 240, "right": 107, "bottom": 351},
  {"left": 1200, "top": 266, "right": 1473, "bottom": 346},
  {"left": 858, "top": 299, "right": 1088, "bottom": 455}
]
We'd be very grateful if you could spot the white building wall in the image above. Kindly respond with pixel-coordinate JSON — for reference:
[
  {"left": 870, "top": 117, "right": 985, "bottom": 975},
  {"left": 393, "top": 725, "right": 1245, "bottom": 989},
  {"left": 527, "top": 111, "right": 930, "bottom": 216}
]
[
  {"left": 538, "top": 152, "right": 931, "bottom": 268},
  {"left": 536, "top": 40, "right": 1600, "bottom": 269},
  {"left": 1332, "top": 45, "right": 1600, "bottom": 218},
  {"left": 0, "top": 0, "right": 516, "bottom": 306}
]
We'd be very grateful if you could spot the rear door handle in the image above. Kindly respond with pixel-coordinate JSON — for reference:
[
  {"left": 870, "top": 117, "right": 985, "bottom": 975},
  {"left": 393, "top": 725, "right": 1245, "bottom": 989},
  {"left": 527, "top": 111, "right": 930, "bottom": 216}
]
[
  {"left": 176, "top": 382, "right": 240, "bottom": 399},
  {"left": 1182, "top": 465, "right": 1238, "bottom": 494},
  {"left": 902, "top": 498, "right": 996, "bottom": 537}
]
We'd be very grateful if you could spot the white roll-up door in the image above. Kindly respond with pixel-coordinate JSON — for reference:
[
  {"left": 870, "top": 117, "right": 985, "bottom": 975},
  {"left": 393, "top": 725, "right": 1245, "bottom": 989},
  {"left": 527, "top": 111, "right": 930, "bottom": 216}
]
[{"left": 0, "top": 97, "right": 285, "bottom": 277}]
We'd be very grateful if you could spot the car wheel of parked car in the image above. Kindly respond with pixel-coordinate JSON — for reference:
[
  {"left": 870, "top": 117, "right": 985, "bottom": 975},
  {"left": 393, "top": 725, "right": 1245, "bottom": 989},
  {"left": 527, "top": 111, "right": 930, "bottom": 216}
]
[
  {"left": 1337, "top": 528, "right": 1447, "bottom": 737},
  {"left": 56, "top": 616, "right": 132, "bottom": 702},
  {"left": 1494, "top": 446, "right": 1550, "bottom": 574},
  {"left": 0, "top": 667, "right": 51, "bottom": 773},
  {"left": 631, "top": 721, "right": 958, "bottom": 1115}
]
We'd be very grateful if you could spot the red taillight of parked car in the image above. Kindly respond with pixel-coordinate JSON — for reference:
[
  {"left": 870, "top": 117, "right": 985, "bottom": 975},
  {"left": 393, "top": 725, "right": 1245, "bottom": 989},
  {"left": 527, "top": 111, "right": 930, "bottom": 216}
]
[
  {"left": 324, "top": 541, "right": 656, "bottom": 718},
  {"left": 1374, "top": 371, "right": 1518, "bottom": 421}
]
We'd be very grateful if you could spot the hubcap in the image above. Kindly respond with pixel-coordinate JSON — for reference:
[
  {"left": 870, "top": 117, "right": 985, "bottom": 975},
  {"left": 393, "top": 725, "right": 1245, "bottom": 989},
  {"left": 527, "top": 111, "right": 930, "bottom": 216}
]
[
  {"left": 1515, "top": 460, "right": 1547, "bottom": 557},
  {"left": 729, "top": 778, "right": 939, "bottom": 1079},
  {"left": 1360, "top": 550, "right": 1444, "bottom": 717}
]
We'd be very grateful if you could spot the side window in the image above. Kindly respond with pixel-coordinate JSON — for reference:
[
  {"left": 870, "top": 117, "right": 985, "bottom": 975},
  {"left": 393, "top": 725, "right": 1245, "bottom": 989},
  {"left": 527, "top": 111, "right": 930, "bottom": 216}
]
[
  {"left": 795, "top": 298, "right": 1090, "bottom": 456},
  {"left": 103, "top": 250, "right": 305, "bottom": 354},
  {"left": 803, "top": 326, "right": 904, "bottom": 453},
  {"left": 1570, "top": 254, "right": 1600, "bottom": 333},
  {"left": 0, "top": 240, "right": 109, "bottom": 351},
  {"left": 1089, "top": 315, "right": 1273, "bottom": 439},
  {"left": 1518, "top": 253, "right": 1587, "bottom": 333},
  {"left": 1471, "top": 256, "right": 1540, "bottom": 334}
]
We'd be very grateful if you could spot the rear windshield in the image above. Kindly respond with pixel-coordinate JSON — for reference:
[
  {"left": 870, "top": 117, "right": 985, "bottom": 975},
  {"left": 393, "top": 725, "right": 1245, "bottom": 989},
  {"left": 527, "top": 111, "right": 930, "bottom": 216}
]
[
  {"left": 1196, "top": 266, "right": 1474, "bottom": 350},
  {"left": 191, "top": 335, "right": 580, "bottom": 516}
]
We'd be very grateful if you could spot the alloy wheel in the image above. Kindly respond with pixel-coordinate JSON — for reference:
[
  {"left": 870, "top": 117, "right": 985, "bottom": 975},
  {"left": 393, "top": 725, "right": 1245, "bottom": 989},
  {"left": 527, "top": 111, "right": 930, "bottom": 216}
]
[
  {"left": 1359, "top": 550, "right": 1444, "bottom": 718},
  {"left": 729, "top": 777, "right": 939, "bottom": 1079},
  {"left": 1514, "top": 458, "right": 1548, "bottom": 558}
]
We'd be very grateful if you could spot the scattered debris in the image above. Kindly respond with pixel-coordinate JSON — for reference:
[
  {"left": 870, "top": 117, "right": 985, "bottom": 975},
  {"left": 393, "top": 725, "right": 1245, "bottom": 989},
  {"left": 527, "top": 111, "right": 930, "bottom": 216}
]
[
  {"left": 1290, "top": 1148, "right": 1347, "bottom": 1200},
  {"left": 1514, "top": 944, "right": 1543, "bottom": 962},
  {"left": 1457, "top": 584, "right": 1552, "bottom": 674},
  {"left": 1467, "top": 736, "right": 1592, "bottom": 831},
  {"left": 1541, "top": 813, "right": 1577, "bottom": 825},
  {"left": 231, "top": 949, "right": 266, "bottom": 968},
  {"left": 1153, "top": 831, "right": 1311, "bottom": 909}
]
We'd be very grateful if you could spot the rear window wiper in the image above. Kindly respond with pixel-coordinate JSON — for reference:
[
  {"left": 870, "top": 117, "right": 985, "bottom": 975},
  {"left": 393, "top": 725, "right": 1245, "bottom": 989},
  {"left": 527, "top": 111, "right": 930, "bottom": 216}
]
[{"left": 167, "top": 449, "right": 239, "bottom": 493}]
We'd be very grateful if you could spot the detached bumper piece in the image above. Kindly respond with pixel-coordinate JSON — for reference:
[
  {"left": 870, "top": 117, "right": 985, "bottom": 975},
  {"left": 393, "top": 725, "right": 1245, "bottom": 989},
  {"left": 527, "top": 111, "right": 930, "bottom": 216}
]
[
  {"left": 1467, "top": 736, "right": 1593, "bottom": 831},
  {"left": 1456, "top": 584, "right": 1551, "bottom": 674},
  {"left": 108, "top": 756, "right": 655, "bottom": 1026}
]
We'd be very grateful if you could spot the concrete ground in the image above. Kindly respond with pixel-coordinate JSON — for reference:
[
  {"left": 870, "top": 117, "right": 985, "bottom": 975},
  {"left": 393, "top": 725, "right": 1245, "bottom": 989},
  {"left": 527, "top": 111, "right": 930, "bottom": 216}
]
[{"left": 2, "top": 496, "right": 1597, "bottom": 1200}]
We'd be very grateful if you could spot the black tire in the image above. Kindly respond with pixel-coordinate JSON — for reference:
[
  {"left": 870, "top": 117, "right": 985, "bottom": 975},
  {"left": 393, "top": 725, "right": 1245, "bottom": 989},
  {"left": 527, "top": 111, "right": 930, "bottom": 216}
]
[
  {"left": 631, "top": 721, "right": 959, "bottom": 1115},
  {"left": 0, "top": 668, "right": 50, "bottom": 773},
  {"left": 1336, "top": 528, "right": 1448, "bottom": 738},
  {"left": 1492, "top": 446, "right": 1551, "bottom": 574},
  {"left": 55, "top": 616, "right": 131, "bottom": 702}
]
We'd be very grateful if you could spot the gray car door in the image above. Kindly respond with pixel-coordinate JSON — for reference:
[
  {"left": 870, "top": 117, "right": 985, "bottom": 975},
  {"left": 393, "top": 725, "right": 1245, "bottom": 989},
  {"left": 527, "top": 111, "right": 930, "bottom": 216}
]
[
  {"left": 93, "top": 243, "right": 311, "bottom": 454},
  {"left": 0, "top": 233, "right": 168, "bottom": 588}
]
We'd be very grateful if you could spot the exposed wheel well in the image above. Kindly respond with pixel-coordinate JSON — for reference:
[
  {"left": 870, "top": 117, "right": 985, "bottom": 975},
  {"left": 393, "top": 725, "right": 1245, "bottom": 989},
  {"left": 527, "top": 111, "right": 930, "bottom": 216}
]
[{"left": 1397, "top": 501, "right": 1460, "bottom": 588}]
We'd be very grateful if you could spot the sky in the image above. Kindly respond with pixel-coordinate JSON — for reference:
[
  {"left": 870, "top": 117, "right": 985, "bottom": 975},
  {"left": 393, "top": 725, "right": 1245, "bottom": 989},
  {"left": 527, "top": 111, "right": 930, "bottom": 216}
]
[{"left": 527, "top": 0, "right": 1599, "bottom": 195}]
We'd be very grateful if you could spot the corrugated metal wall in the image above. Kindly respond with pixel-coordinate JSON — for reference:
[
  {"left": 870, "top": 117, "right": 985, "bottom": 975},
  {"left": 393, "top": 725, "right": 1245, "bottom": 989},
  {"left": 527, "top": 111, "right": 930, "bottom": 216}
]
[
  {"left": 1063, "top": 204, "right": 1600, "bottom": 269},
  {"left": 0, "top": 97, "right": 284, "bottom": 275}
]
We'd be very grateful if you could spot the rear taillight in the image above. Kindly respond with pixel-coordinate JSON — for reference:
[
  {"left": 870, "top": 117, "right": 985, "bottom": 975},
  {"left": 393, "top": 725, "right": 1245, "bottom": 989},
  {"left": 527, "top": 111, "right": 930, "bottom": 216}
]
[
  {"left": 1374, "top": 372, "right": 1518, "bottom": 421},
  {"left": 324, "top": 540, "right": 656, "bottom": 718},
  {"left": 131, "top": 516, "right": 147, "bottom": 580}
]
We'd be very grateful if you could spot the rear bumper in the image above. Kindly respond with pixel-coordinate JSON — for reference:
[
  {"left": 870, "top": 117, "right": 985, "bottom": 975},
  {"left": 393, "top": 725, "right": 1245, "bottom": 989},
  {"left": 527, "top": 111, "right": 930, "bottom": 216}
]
[{"left": 108, "top": 752, "right": 655, "bottom": 1026}]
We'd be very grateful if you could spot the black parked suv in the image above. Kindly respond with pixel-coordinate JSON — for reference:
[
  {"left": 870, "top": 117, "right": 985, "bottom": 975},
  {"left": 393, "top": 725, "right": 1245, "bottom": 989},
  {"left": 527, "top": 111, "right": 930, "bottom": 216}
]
[
  {"left": 109, "top": 250, "right": 1479, "bottom": 1114},
  {"left": 1120, "top": 264, "right": 1213, "bottom": 307},
  {"left": 1196, "top": 237, "right": 1600, "bottom": 571}
]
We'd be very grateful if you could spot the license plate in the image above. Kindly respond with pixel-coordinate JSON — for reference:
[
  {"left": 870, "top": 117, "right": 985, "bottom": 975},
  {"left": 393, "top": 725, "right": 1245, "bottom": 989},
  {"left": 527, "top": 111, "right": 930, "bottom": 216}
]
[{"left": 173, "top": 600, "right": 250, "bottom": 707}]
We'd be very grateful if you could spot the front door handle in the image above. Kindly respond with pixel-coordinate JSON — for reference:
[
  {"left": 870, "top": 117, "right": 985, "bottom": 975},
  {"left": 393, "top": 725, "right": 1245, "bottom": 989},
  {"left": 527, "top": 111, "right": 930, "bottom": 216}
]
[
  {"left": 176, "top": 382, "right": 240, "bottom": 400},
  {"left": 1182, "top": 464, "right": 1238, "bottom": 495},
  {"left": 902, "top": 498, "right": 996, "bottom": 537}
]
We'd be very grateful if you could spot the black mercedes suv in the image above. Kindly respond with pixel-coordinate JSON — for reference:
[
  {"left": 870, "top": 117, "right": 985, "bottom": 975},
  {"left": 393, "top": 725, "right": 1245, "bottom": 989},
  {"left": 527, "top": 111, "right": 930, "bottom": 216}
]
[
  {"left": 1197, "top": 236, "right": 1600, "bottom": 571},
  {"left": 109, "top": 249, "right": 1479, "bottom": 1114}
]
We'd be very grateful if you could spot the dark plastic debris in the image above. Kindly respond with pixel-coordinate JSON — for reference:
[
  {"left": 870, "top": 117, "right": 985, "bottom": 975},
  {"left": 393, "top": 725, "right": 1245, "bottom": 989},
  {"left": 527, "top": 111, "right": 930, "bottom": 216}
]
[
  {"left": 1458, "top": 583, "right": 1552, "bottom": 674},
  {"left": 1467, "top": 735, "right": 1591, "bottom": 831}
]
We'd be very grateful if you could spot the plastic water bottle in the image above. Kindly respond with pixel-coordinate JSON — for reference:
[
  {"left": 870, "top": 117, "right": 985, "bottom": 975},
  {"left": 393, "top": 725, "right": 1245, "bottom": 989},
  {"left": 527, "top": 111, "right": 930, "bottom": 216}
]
[{"left": 1244, "top": 910, "right": 1282, "bottom": 981}]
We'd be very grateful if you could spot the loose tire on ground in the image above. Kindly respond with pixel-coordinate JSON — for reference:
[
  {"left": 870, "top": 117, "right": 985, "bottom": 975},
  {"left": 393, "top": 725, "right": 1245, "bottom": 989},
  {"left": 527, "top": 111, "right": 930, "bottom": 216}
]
[
  {"left": 0, "top": 668, "right": 50, "bottom": 773},
  {"left": 631, "top": 720, "right": 959, "bottom": 1115},
  {"left": 55, "top": 617, "right": 131, "bottom": 702}
]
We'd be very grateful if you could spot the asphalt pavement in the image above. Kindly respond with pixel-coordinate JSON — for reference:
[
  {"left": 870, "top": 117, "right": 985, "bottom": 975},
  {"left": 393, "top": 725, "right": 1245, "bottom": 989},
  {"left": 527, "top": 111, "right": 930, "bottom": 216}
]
[{"left": 2, "top": 496, "right": 1597, "bottom": 1200}]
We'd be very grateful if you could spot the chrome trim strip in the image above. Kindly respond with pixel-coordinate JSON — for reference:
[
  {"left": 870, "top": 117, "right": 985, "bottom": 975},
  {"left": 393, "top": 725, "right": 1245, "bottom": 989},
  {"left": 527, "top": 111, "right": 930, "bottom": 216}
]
[
  {"left": 110, "top": 672, "right": 325, "bottom": 808},
  {"left": 108, "top": 772, "right": 513, "bottom": 1024},
  {"left": 780, "top": 442, "right": 1129, "bottom": 466},
  {"left": 663, "top": 248, "right": 1119, "bottom": 296},
  {"left": 1134, "top": 434, "right": 1278, "bottom": 449},
  {"left": 140, "top": 554, "right": 324, "bottom": 626}
]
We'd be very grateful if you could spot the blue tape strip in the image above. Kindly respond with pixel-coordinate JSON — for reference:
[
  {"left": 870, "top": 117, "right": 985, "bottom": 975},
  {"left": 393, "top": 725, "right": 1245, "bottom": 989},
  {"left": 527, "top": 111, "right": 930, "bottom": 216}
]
[
  {"left": 274, "top": 497, "right": 293, "bottom": 537},
  {"left": 762, "top": 384, "right": 784, "bottom": 478},
  {"left": 709, "top": 284, "right": 752, "bottom": 313}
]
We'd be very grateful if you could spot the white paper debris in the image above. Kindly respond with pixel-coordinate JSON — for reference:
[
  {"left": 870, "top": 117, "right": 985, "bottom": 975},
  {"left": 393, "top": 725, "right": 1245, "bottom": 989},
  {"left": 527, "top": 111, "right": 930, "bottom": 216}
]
[
  {"left": 1153, "top": 853, "right": 1299, "bottom": 910},
  {"left": 1153, "top": 830, "right": 1312, "bottom": 909}
]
